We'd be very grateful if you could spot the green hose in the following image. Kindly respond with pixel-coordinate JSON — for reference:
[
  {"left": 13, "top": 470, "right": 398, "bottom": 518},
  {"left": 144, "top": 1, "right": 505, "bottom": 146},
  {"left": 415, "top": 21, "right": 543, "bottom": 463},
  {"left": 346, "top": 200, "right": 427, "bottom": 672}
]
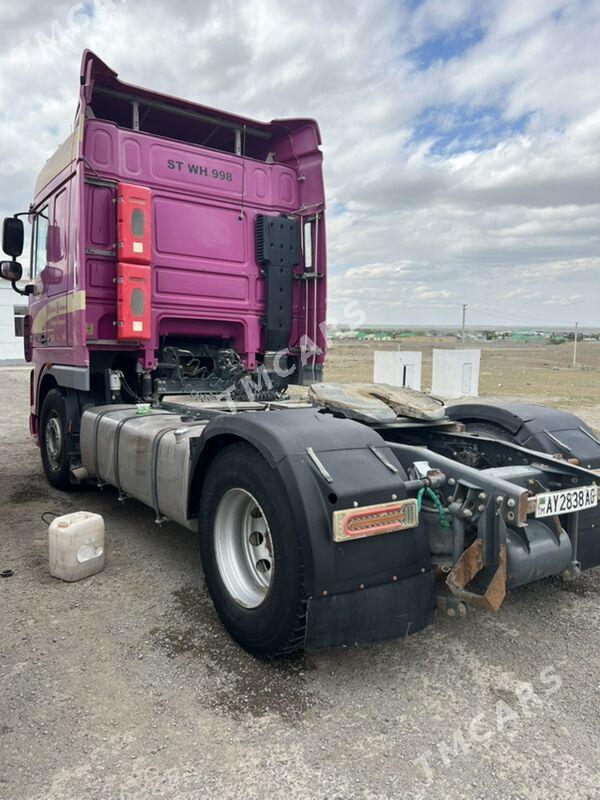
[{"left": 417, "top": 486, "right": 449, "bottom": 529}]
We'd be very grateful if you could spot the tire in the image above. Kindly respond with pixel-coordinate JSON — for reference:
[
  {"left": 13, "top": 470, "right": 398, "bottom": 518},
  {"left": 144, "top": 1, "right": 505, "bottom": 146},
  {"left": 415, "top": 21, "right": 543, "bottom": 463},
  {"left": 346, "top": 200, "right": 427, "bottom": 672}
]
[
  {"left": 464, "top": 421, "right": 514, "bottom": 443},
  {"left": 40, "top": 388, "right": 73, "bottom": 490},
  {"left": 199, "top": 442, "right": 307, "bottom": 658}
]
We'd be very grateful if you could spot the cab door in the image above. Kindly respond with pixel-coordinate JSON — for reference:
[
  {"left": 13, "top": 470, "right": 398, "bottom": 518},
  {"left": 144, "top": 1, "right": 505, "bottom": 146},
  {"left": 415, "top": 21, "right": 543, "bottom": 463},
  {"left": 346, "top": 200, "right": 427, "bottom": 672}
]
[
  {"left": 30, "top": 186, "right": 72, "bottom": 350},
  {"left": 44, "top": 187, "right": 71, "bottom": 348}
]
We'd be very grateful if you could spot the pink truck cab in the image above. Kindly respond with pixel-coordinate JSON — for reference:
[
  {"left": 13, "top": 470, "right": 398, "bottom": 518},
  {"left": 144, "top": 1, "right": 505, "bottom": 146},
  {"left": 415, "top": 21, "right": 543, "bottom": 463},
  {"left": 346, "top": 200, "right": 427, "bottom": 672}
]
[{"left": 1, "top": 50, "right": 325, "bottom": 479}]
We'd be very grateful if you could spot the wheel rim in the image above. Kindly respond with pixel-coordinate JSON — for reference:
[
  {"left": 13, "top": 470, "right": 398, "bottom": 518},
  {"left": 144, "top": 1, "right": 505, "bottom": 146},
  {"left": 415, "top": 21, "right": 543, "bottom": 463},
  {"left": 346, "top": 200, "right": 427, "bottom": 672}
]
[
  {"left": 45, "top": 412, "right": 63, "bottom": 472},
  {"left": 214, "top": 488, "right": 274, "bottom": 609}
]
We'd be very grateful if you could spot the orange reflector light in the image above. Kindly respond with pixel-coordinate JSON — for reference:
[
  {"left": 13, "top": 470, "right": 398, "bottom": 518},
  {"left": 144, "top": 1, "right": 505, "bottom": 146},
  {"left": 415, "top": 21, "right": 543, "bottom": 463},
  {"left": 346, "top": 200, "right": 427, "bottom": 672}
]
[{"left": 332, "top": 499, "right": 419, "bottom": 542}]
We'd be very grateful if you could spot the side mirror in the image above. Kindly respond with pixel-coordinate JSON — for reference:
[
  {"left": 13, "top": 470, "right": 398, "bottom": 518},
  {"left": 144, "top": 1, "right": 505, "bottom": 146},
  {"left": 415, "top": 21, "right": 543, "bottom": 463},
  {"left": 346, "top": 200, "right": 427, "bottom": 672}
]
[
  {"left": 0, "top": 260, "right": 23, "bottom": 282},
  {"left": 2, "top": 217, "right": 24, "bottom": 258}
]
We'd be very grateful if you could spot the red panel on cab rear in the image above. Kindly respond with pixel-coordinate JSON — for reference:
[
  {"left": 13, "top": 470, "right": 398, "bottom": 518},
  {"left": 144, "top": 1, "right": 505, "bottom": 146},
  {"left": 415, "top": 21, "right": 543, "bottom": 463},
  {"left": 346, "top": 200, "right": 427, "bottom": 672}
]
[
  {"left": 116, "top": 262, "right": 151, "bottom": 341},
  {"left": 117, "top": 183, "right": 151, "bottom": 265}
]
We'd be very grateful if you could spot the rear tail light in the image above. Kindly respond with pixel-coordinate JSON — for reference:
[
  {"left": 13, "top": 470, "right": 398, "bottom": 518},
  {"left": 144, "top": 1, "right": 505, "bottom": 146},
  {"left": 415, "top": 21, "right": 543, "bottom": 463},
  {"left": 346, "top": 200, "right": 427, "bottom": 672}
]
[
  {"left": 117, "top": 182, "right": 151, "bottom": 265},
  {"left": 332, "top": 499, "right": 418, "bottom": 542},
  {"left": 116, "top": 262, "right": 151, "bottom": 341}
]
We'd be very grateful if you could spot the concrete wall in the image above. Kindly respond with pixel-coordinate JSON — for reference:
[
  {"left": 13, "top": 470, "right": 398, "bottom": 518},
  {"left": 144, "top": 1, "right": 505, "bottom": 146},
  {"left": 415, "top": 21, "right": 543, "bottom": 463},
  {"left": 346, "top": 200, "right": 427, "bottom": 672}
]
[
  {"left": 431, "top": 349, "right": 481, "bottom": 398},
  {"left": 373, "top": 351, "right": 422, "bottom": 391}
]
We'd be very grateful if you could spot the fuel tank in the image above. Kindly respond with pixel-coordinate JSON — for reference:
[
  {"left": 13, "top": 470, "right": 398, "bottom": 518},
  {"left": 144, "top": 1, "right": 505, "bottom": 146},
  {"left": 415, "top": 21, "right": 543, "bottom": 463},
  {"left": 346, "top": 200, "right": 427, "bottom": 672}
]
[{"left": 80, "top": 406, "right": 207, "bottom": 529}]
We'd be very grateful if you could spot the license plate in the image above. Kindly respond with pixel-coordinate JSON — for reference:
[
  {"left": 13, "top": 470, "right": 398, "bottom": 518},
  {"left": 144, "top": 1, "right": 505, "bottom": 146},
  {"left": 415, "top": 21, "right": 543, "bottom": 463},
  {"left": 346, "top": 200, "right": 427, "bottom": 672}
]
[{"left": 535, "top": 485, "right": 598, "bottom": 518}]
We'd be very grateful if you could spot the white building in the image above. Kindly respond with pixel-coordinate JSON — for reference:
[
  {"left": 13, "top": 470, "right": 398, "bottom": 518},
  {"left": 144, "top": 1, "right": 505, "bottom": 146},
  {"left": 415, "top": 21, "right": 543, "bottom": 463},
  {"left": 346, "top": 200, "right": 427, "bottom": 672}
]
[
  {"left": 373, "top": 351, "right": 422, "bottom": 391},
  {"left": 431, "top": 349, "right": 481, "bottom": 398},
  {"left": 0, "top": 282, "right": 26, "bottom": 363}
]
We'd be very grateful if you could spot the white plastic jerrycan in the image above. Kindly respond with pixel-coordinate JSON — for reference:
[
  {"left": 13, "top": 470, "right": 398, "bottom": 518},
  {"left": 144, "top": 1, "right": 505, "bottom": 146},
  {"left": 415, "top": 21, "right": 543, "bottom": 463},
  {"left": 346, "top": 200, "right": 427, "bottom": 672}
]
[{"left": 48, "top": 511, "right": 105, "bottom": 581}]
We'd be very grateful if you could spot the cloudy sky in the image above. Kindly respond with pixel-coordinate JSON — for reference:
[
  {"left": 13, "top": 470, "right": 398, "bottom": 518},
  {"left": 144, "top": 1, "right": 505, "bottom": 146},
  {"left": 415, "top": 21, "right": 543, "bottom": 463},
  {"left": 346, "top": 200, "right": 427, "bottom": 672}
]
[{"left": 1, "top": 0, "right": 599, "bottom": 327}]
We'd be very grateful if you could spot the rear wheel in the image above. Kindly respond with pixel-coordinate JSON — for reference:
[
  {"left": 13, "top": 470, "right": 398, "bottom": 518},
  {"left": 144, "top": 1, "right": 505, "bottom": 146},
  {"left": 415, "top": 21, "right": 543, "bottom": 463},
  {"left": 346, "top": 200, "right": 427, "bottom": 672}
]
[
  {"left": 463, "top": 421, "right": 514, "bottom": 443},
  {"left": 40, "top": 388, "right": 73, "bottom": 490},
  {"left": 214, "top": 487, "right": 275, "bottom": 609},
  {"left": 199, "top": 443, "right": 306, "bottom": 658}
]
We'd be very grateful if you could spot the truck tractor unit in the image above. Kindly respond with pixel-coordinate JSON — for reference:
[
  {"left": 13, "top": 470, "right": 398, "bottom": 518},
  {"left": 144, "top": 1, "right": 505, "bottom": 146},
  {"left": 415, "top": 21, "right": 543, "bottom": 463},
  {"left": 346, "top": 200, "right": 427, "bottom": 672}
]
[{"left": 3, "top": 51, "right": 600, "bottom": 657}]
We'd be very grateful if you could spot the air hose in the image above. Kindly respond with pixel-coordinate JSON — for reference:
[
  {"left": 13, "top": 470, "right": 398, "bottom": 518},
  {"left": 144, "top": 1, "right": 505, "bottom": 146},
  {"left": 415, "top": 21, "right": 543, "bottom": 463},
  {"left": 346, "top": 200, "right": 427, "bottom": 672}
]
[{"left": 417, "top": 486, "right": 449, "bottom": 529}]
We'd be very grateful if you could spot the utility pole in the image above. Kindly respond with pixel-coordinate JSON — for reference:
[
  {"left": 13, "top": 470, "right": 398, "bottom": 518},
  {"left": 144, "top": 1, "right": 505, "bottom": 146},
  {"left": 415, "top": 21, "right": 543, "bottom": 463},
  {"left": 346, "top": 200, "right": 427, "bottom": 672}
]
[
  {"left": 461, "top": 304, "right": 468, "bottom": 345},
  {"left": 573, "top": 321, "right": 578, "bottom": 368}
]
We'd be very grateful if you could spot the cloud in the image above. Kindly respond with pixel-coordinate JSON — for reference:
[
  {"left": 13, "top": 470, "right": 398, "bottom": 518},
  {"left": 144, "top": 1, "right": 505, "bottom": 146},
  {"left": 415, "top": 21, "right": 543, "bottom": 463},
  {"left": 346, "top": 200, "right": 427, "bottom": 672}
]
[
  {"left": 0, "top": 0, "right": 599, "bottom": 326},
  {"left": 543, "top": 294, "right": 583, "bottom": 305}
]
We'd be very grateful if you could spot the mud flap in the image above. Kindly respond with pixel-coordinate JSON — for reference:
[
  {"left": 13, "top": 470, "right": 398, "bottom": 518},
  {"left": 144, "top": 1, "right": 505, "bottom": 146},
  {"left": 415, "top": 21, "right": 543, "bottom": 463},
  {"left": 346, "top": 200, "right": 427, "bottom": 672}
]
[{"left": 304, "top": 569, "right": 436, "bottom": 649}]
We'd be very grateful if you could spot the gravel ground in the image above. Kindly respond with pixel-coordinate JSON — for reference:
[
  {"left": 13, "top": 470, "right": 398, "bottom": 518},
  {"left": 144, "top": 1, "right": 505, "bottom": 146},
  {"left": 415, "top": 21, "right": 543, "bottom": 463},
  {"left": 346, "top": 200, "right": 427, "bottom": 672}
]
[{"left": 1, "top": 367, "right": 600, "bottom": 800}]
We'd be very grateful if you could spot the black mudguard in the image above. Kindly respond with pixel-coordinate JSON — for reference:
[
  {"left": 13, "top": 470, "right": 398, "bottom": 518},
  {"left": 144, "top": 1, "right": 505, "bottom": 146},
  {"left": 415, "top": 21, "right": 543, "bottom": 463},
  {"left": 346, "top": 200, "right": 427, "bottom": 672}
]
[
  {"left": 448, "top": 402, "right": 600, "bottom": 570},
  {"left": 194, "top": 409, "right": 435, "bottom": 647}
]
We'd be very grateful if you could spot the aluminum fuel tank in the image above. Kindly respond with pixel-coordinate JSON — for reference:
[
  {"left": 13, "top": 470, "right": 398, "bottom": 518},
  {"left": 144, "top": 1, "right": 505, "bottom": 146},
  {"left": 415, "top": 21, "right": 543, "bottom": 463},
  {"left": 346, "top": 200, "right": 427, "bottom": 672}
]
[{"left": 80, "top": 406, "right": 208, "bottom": 529}]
